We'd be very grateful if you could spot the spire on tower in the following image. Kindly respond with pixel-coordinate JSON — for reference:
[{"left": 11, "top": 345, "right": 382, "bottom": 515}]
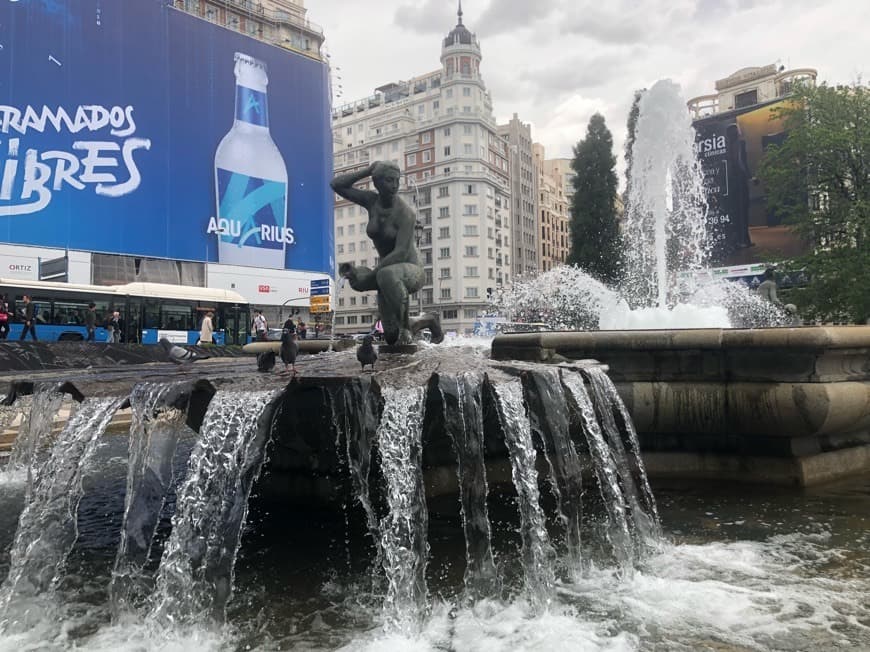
[{"left": 457, "top": 0, "right": 463, "bottom": 25}]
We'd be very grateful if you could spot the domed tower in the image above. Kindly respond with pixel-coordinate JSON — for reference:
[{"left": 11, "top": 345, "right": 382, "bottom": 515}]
[{"left": 440, "top": 0, "right": 482, "bottom": 81}]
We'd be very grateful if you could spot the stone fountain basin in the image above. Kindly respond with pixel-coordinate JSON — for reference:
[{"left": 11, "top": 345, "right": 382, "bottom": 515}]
[{"left": 491, "top": 326, "right": 870, "bottom": 485}]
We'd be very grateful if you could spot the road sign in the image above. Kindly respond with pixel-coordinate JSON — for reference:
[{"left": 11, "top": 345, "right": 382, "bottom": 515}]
[
  {"left": 310, "top": 295, "right": 330, "bottom": 306},
  {"left": 310, "top": 287, "right": 330, "bottom": 296},
  {"left": 310, "top": 303, "right": 332, "bottom": 314},
  {"left": 310, "top": 279, "right": 330, "bottom": 289}
]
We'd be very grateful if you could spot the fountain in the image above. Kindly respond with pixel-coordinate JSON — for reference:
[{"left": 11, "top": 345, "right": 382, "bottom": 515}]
[
  {"left": 490, "top": 80, "right": 870, "bottom": 487},
  {"left": 0, "top": 79, "right": 867, "bottom": 651}
]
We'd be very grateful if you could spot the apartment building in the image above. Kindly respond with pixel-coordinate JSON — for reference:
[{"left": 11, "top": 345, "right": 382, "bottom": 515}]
[
  {"left": 687, "top": 64, "right": 817, "bottom": 119},
  {"left": 534, "top": 144, "right": 570, "bottom": 272},
  {"left": 331, "top": 6, "right": 513, "bottom": 336},
  {"left": 174, "top": 0, "right": 324, "bottom": 60},
  {"left": 498, "top": 114, "right": 539, "bottom": 279}
]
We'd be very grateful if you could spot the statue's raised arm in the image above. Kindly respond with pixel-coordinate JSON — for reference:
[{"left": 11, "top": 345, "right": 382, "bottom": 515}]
[{"left": 329, "top": 164, "right": 378, "bottom": 208}]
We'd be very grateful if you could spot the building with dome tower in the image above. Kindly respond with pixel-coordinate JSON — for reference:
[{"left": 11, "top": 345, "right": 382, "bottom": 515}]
[{"left": 331, "top": 2, "right": 515, "bottom": 336}]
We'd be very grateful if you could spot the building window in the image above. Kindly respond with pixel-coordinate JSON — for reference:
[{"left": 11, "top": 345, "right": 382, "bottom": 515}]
[
  {"left": 337, "top": 226, "right": 344, "bottom": 237},
  {"left": 466, "top": 287, "right": 479, "bottom": 298},
  {"left": 439, "top": 227, "right": 450, "bottom": 239},
  {"left": 439, "top": 207, "right": 450, "bottom": 218},
  {"left": 464, "top": 266, "right": 478, "bottom": 277},
  {"left": 462, "top": 87, "right": 471, "bottom": 96},
  {"left": 424, "top": 268, "right": 433, "bottom": 284},
  {"left": 464, "top": 184, "right": 476, "bottom": 195},
  {"left": 348, "top": 224, "right": 356, "bottom": 235},
  {"left": 418, "top": 104, "right": 425, "bottom": 114},
  {"left": 465, "top": 246, "right": 479, "bottom": 257},
  {"left": 406, "top": 153, "right": 416, "bottom": 166},
  {"left": 439, "top": 247, "right": 450, "bottom": 259},
  {"left": 423, "top": 289, "right": 433, "bottom": 303},
  {"left": 463, "top": 143, "right": 473, "bottom": 155},
  {"left": 335, "top": 316, "right": 345, "bottom": 325},
  {"left": 735, "top": 89, "right": 758, "bottom": 109},
  {"left": 440, "top": 267, "right": 451, "bottom": 279},
  {"left": 446, "top": 89, "right": 453, "bottom": 98},
  {"left": 337, "top": 244, "right": 344, "bottom": 253},
  {"left": 443, "top": 146, "right": 451, "bottom": 156},
  {"left": 423, "top": 150, "right": 432, "bottom": 163},
  {"left": 442, "top": 308, "right": 457, "bottom": 319},
  {"left": 338, "top": 298, "right": 345, "bottom": 307},
  {"left": 348, "top": 243, "right": 355, "bottom": 253},
  {"left": 464, "top": 225, "right": 478, "bottom": 236},
  {"left": 433, "top": 100, "right": 440, "bottom": 110},
  {"left": 443, "top": 127, "right": 451, "bottom": 136},
  {"left": 347, "top": 316, "right": 358, "bottom": 325},
  {"left": 463, "top": 124, "right": 472, "bottom": 135},
  {"left": 463, "top": 106, "right": 471, "bottom": 114},
  {"left": 438, "top": 185, "right": 450, "bottom": 197},
  {"left": 346, "top": 127, "right": 352, "bottom": 135},
  {"left": 350, "top": 297, "right": 357, "bottom": 306},
  {"left": 463, "top": 204, "right": 478, "bottom": 215},
  {"left": 422, "top": 132, "right": 432, "bottom": 144},
  {"left": 423, "top": 250, "right": 432, "bottom": 264}
]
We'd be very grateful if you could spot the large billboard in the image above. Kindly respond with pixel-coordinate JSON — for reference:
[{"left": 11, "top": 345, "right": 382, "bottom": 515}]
[
  {"left": 0, "top": 0, "right": 334, "bottom": 273},
  {"left": 694, "top": 99, "right": 803, "bottom": 265}
]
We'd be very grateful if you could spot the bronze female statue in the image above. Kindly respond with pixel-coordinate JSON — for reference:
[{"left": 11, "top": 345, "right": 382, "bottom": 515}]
[{"left": 332, "top": 161, "right": 441, "bottom": 346}]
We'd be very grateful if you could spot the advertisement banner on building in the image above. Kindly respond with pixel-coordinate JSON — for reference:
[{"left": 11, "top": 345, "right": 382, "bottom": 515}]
[
  {"left": 694, "top": 99, "right": 795, "bottom": 265},
  {"left": 0, "top": 0, "right": 334, "bottom": 274}
]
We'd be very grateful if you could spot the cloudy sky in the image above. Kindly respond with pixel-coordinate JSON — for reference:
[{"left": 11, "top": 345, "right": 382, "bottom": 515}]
[{"left": 311, "top": 0, "right": 867, "bottom": 178}]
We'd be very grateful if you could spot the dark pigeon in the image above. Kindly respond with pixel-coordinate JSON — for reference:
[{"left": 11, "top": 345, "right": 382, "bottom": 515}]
[
  {"left": 280, "top": 330, "right": 299, "bottom": 374},
  {"left": 356, "top": 335, "right": 377, "bottom": 372},
  {"left": 160, "top": 338, "right": 207, "bottom": 366},
  {"left": 256, "top": 350, "right": 276, "bottom": 372}
]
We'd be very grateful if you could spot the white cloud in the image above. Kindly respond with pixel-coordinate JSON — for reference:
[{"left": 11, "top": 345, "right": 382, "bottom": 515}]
[{"left": 315, "top": 0, "right": 868, "bottom": 184}]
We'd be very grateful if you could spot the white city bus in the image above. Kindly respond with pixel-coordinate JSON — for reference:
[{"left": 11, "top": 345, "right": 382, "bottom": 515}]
[{"left": 0, "top": 278, "right": 250, "bottom": 345}]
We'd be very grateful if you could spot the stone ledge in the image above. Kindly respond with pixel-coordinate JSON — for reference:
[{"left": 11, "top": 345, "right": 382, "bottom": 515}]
[{"left": 643, "top": 444, "right": 870, "bottom": 486}]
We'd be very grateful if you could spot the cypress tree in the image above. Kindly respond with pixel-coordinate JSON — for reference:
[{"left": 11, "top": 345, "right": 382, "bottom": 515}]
[{"left": 567, "top": 113, "right": 620, "bottom": 284}]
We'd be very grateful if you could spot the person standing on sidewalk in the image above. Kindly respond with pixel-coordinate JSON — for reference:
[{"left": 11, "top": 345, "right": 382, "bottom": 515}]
[
  {"left": 19, "top": 295, "right": 38, "bottom": 341},
  {"left": 0, "top": 294, "right": 9, "bottom": 340},
  {"left": 253, "top": 310, "right": 268, "bottom": 341},
  {"left": 85, "top": 303, "right": 97, "bottom": 342},
  {"left": 199, "top": 311, "right": 215, "bottom": 345}
]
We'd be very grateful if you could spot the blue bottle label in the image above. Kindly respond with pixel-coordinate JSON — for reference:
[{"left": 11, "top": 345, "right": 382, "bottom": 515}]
[
  {"left": 216, "top": 168, "right": 287, "bottom": 250},
  {"left": 236, "top": 86, "right": 269, "bottom": 126}
]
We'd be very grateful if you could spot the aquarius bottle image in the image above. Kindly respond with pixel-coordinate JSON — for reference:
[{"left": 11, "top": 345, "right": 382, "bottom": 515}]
[{"left": 214, "top": 53, "right": 291, "bottom": 268}]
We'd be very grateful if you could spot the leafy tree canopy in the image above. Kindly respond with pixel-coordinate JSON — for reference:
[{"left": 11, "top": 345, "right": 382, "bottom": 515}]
[{"left": 759, "top": 82, "right": 869, "bottom": 322}]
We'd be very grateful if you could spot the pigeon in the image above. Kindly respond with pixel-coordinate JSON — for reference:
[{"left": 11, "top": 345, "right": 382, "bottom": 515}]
[
  {"left": 356, "top": 335, "right": 377, "bottom": 372},
  {"left": 256, "top": 350, "right": 276, "bottom": 372},
  {"left": 160, "top": 337, "right": 207, "bottom": 366},
  {"left": 280, "top": 330, "right": 299, "bottom": 374}
]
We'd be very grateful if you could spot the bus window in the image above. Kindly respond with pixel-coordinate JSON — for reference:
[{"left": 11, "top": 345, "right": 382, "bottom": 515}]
[
  {"left": 53, "top": 300, "right": 90, "bottom": 325},
  {"left": 161, "top": 303, "right": 194, "bottom": 331},
  {"left": 143, "top": 300, "right": 160, "bottom": 329}
]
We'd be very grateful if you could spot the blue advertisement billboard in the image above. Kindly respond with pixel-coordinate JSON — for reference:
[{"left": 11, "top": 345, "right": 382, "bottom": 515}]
[{"left": 0, "top": 0, "right": 334, "bottom": 273}]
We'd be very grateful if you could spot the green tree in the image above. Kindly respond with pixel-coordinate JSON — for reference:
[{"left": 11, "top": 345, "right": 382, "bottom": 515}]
[
  {"left": 568, "top": 113, "right": 620, "bottom": 284},
  {"left": 760, "top": 82, "right": 870, "bottom": 322}
]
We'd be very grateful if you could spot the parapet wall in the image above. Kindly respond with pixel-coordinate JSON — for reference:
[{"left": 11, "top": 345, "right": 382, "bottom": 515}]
[{"left": 492, "top": 326, "right": 870, "bottom": 485}]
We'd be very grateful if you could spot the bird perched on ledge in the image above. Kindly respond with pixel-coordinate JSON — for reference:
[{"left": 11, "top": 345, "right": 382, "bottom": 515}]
[
  {"left": 160, "top": 337, "right": 208, "bottom": 367},
  {"left": 280, "top": 329, "right": 299, "bottom": 375},
  {"left": 356, "top": 334, "right": 377, "bottom": 372}
]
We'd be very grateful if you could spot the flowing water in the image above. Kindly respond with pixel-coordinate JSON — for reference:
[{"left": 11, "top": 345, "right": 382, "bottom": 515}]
[{"left": 0, "top": 374, "right": 867, "bottom": 651}]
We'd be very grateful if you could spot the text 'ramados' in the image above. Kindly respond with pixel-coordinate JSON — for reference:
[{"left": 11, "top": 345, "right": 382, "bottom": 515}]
[{"left": 0, "top": 105, "right": 152, "bottom": 216}]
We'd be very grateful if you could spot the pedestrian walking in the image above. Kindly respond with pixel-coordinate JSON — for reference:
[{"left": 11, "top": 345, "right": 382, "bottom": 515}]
[
  {"left": 297, "top": 321, "right": 307, "bottom": 339},
  {"left": 109, "top": 310, "right": 122, "bottom": 343},
  {"left": 199, "top": 311, "right": 215, "bottom": 345},
  {"left": 85, "top": 303, "right": 97, "bottom": 341},
  {"left": 19, "top": 295, "right": 38, "bottom": 341},
  {"left": 253, "top": 310, "right": 268, "bottom": 341}
]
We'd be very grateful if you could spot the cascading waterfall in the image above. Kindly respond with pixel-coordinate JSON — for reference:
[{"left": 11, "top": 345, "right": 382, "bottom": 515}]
[
  {"left": 437, "top": 372, "right": 498, "bottom": 598},
  {"left": 0, "top": 397, "right": 124, "bottom": 633},
  {"left": 586, "top": 367, "right": 661, "bottom": 537},
  {"left": 7, "top": 386, "right": 64, "bottom": 499},
  {"left": 110, "top": 382, "right": 189, "bottom": 612},
  {"left": 493, "top": 380, "right": 556, "bottom": 608},
  {"left": 376, "top": 387, "right": 429, "bottom": 633},
  {"left": 148, "top": 389, "right": 277, "bottom": 624},
  {"left": 522, "top": 369, "right": 585, "bottom": 575},
  {"left": 336, "top": 378, "right": 382, "bottom": 571},
  {"left": 560, "top": 370, "right": 634, "bottom": 568},
  {"left": 583, "top": 368, "right": 661, "bottom": 542}
]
